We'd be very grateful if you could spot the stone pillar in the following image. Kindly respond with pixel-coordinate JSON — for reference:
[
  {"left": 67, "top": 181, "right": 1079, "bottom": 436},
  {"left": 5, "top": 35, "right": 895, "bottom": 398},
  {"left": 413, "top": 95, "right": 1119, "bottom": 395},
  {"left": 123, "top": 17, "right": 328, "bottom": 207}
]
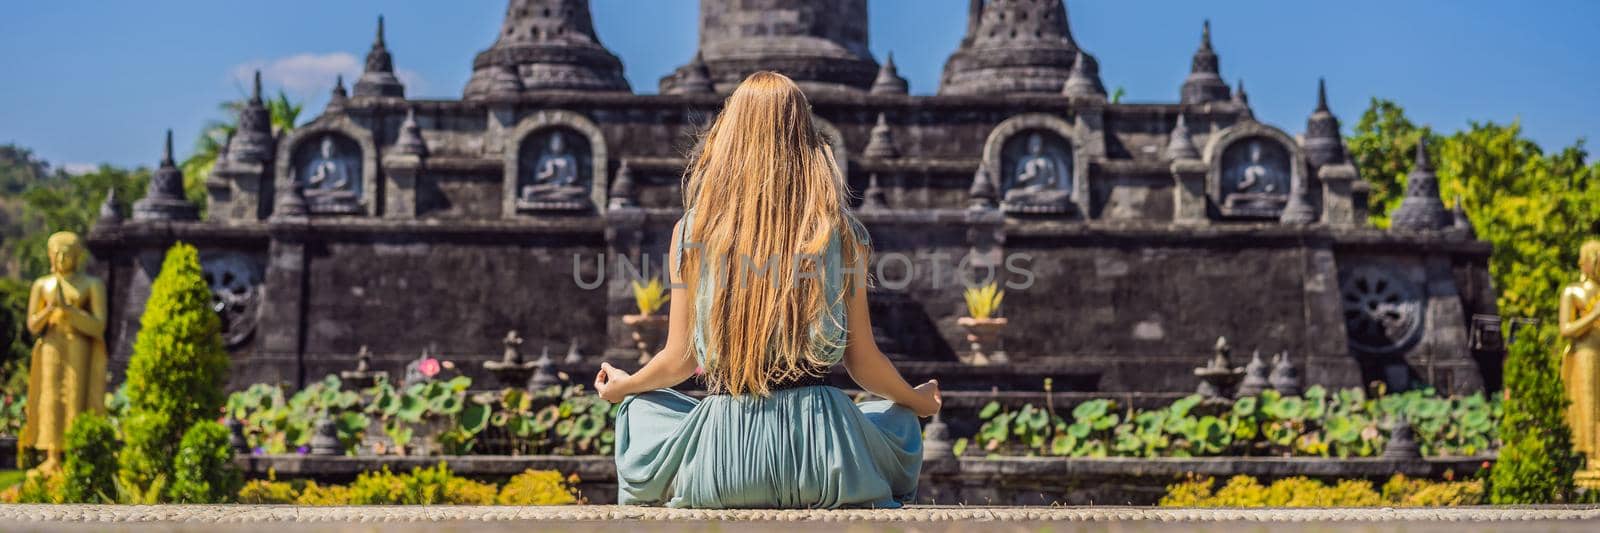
[
  {"left": 603, "top": 207, "right": 650, "bottom": 361},
  {"left": 485, "top": 105, "right": 516, "bottom": 157},
  {"left": 1416, "top": 254, "right": 1482, "bottom": 394},
  {"left": 208, "top": 160, "right": 271, "bottom": 222},
  {"left": 1301, "top": 243, "right": 1362, "bottom": 388},
  {"left": 258, "top": 224, "right": 310, "bottom": 387},
  {"left": 1170, "top": 159, "right": 1209, "bottom": 225},
  {"left": 1319, "top": 163, "right": 1361, "bottom": 227},
  {"left": 383, "top": 155, "right": 420, "bottom": 219}
]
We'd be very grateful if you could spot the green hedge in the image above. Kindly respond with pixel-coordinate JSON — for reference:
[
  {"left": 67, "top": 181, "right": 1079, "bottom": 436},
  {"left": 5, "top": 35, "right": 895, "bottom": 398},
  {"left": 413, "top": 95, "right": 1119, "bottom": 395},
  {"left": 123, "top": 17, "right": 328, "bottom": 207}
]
[
  {"left": 116, "top": 243, "right": 230, "bottom": 501},
  {"left": 1491, "top": 324, "right": 1580, "bottom": 503},
  {"left": 170, "top": 420, "right": 241, "bottom": 503},
  {"left": 61, "top": 413, "right": 118, "bottom": 503}
]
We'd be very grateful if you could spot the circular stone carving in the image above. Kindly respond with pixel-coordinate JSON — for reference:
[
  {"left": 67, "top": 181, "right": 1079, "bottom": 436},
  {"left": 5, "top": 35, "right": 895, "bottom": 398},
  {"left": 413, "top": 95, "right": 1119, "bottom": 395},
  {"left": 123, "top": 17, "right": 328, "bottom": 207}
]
[
  {"left": 202, "top": 253, "right": 262, "bottom": 349},
  {"left": 1340, "top": 266, "right": 1424, "bottom": 355}
]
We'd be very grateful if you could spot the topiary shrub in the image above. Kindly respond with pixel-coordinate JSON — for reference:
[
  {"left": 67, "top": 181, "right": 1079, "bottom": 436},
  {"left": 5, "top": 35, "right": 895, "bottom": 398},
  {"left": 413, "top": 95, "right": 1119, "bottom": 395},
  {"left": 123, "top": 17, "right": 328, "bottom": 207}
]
[
  {"left": 1491, "top": 324, "right": 1581, "bottom": 503},
  {"left": 295, "top": 482, "right": 353, "bottom": 506},
  {"left": 116, "top": 242, "right": 230, "bottom": 501},
  {"left": 17, "top": 469, "right": 65, "bottom": 504},
  {"left": 170, "top": 420, "right": 242, "bottom": 503},
  {"left": 1161, "top": 474, "right": 1482, "bottom": 507},
  {"left": 237, "top": 479, "right": 300, "bottom": 504},
  {"left": 61, "top": 413, "right": 118, "bottom": 503},
  {"left": 497, "top": 470, "right": 580, "bottom": 506}
]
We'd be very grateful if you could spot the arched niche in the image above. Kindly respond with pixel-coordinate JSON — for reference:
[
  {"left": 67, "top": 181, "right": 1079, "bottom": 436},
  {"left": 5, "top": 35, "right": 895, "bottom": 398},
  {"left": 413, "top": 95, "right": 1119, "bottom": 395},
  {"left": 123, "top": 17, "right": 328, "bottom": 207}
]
[
  {"left": 1203, "top": 121, "right": 1304, "bottom": 220},
  {"left": 981, "top": 113, "right": 1086, "bottom": 215},
  {"left": 275, "top": 116, "right": 378, "bottom": 216},
  {"left": 504, "top": 109, "right": 608, "bottom": 216}
]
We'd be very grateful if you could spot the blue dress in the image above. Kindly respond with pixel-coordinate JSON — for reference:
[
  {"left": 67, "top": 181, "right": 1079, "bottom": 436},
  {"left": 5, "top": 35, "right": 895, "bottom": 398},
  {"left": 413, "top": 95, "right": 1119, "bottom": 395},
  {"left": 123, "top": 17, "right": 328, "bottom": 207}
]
[{"left": 613, "top": 213, "right": 923, "bottom": 509}]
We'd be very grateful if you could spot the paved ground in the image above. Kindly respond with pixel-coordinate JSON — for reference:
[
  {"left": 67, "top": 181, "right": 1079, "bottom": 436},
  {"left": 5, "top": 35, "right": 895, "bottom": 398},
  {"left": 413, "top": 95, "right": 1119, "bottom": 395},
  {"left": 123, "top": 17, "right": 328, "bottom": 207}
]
[{"left": 0, "top": 505, "right": 1598, "bottom": 532}]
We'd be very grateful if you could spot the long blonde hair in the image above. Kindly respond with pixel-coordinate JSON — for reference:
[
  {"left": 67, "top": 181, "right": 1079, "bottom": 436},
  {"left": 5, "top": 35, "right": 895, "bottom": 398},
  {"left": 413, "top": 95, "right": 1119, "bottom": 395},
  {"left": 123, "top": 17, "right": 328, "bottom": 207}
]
[{"left": 678, "top": 71, "right": 866, "bottom": 396}]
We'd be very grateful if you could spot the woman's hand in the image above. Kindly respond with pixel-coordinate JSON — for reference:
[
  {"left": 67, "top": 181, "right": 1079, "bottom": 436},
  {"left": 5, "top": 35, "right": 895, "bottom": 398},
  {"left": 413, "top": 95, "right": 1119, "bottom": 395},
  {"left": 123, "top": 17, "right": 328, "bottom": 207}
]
[
  {"left": 910, "top": 379, "right": 942, "bottom": 417},
  {"left": 594, "top": 362, "right": 634, "bottom": 403}
]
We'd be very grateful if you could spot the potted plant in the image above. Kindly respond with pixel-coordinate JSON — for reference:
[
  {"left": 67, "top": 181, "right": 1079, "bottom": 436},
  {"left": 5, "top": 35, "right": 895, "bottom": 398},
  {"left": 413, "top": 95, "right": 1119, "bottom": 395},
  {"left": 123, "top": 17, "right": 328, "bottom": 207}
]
[
  {"left": 957, "top": 281, "right": 1007, "bottom": 365},
  {"left": 623, "top": 277, "right": 671, "bottom": 364}
]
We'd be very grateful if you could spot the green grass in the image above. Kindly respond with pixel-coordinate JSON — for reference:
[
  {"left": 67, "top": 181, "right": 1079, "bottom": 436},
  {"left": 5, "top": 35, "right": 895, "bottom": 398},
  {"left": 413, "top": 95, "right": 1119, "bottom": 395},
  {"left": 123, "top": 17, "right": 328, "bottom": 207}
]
[{"left": 0, "top": 469, "right": 25, "bottom": 490}]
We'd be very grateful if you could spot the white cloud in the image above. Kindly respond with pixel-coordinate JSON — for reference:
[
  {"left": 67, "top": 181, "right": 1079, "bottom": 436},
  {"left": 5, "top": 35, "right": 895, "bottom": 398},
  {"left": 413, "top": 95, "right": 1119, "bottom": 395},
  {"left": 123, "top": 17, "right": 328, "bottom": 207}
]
[
  {"left": 60, "top": 162, "right": 100, "bottom": 175},
  {"left": 230, "top": 53, "right": 428, "bottom": 97}
]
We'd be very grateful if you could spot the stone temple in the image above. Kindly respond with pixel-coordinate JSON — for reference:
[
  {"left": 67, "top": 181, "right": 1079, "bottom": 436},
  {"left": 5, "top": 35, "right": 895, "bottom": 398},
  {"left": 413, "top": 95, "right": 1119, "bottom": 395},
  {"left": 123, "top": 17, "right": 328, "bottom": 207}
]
[{"left": 88, "top": 0, "right": 1501, "bottom": 399}]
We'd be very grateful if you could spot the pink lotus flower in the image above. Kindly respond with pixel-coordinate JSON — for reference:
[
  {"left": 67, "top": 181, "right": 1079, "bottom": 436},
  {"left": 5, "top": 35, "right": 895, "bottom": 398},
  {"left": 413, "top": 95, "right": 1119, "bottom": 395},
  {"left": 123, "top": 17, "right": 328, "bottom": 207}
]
[{"left": 419, "top": 357, "right": 441, "bottom": 378}]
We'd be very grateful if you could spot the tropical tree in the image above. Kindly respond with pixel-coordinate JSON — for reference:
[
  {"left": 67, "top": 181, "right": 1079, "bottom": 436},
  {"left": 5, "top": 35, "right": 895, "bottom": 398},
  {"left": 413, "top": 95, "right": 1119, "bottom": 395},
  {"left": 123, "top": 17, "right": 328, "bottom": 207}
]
[
  {"left": 180, "top": 90, "right": 303, "bottom": 208},
  {"left": 11, "top": 165, "right": 150, "bottom": 278},
  {"left": 1348, "top": 99, "right": 1600, "bottom": 321}
]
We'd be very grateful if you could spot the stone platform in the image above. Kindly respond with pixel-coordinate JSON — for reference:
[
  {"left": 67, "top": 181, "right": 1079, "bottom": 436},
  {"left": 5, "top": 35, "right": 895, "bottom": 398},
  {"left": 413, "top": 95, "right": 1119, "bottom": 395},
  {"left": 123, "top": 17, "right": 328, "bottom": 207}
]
[{"left": 0, "top": 505, "right": 1597, "bottom": 532}]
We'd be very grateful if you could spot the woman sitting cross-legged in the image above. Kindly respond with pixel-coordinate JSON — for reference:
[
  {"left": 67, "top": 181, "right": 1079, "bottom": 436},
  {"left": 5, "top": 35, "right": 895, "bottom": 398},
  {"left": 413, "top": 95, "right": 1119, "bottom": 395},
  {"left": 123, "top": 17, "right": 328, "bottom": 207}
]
[{"left": 593, "top": 71, "right": 942, "bottom": 509}]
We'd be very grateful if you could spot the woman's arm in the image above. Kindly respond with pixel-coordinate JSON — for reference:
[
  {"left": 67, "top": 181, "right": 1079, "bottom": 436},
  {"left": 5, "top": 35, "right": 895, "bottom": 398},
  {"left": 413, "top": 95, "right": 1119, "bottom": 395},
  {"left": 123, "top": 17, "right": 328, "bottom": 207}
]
[
  {"left": 1559, "top": 287, "right": 1600, "bottom": 339},
  {"left": 841, "top": 277, "right": 941, "bottom": 417},
  {"left": 595, "top": 220, "right": 700, "bottom": 402}
]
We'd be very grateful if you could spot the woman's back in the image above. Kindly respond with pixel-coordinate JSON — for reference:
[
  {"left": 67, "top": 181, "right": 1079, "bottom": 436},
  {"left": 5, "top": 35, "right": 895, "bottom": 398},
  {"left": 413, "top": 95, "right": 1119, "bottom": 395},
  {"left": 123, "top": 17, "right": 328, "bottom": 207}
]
[{"left": 594, "top": 71, "right": 940, "bottom": 509}]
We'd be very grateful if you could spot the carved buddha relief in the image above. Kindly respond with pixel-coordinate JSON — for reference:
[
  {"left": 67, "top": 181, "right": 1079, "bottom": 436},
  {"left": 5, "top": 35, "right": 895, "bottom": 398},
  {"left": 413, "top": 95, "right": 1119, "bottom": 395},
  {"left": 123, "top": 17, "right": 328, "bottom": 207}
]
[
  {"left": 291, "top": 134, "right": 364, "bottom": 214},
  {"left": 1218, "top": 137, "right": 1291, "bottom": 218},
  {"left": 999, "top": 130, "right": 1074, "bottom": 214},
  {"left": 516, "top": 128, "right": 593, "bottom": 212}
]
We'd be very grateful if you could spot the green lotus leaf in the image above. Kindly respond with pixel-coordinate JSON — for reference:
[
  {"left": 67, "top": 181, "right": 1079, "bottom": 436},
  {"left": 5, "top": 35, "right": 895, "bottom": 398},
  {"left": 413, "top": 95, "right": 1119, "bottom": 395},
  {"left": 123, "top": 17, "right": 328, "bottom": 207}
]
[
  {"left": 1073, "top": 399, "right": 1110, "bottom": 422},
  {"left": 459, "top": 401, "right": 491, "bottom": 434},
  {"left": 1232, "top": 396, "right": 1258, "bottom": 417},
  {"left": 978, "top": 401, "right": 1002, "bottom": 420}
]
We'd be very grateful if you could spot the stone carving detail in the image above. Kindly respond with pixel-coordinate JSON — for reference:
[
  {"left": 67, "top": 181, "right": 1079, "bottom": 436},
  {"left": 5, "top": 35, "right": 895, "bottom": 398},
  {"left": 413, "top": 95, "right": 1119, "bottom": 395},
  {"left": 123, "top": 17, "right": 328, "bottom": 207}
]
[
  {"left": 1340, "top": 265, "right": 1424, "bottom": 355},
  {"left": 517, "top": 129, "right": 592, "bottom": 212},
  {"left": 1000, "top": 131, "right": 1073, "bottom": 214},
  {"left": 201, "top": 252, "right": 262, "bottom": 349},
  {"left": 1218, "top": 137, "right": 1291, "bottom": 218},
  {"left": 291, "top": 134, "right": 365, "bottom": 214}
]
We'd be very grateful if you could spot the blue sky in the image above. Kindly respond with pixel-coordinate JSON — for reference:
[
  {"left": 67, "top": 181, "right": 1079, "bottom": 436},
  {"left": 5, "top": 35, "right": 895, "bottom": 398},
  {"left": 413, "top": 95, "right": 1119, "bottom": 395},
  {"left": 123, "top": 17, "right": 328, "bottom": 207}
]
[{"left": 1, "top": 1, "right": 1596, "bottom": 172}]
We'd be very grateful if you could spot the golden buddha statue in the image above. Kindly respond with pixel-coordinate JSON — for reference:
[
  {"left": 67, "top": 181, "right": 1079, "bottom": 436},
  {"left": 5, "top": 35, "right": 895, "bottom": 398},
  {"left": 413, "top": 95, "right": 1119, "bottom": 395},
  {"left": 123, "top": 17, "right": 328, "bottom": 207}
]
[
  {"left": 21, "top": 231, "right": 108, "bottom": 472},
  {"left": 1560, "top": 239, "right": 1600, "bottom": 489}
]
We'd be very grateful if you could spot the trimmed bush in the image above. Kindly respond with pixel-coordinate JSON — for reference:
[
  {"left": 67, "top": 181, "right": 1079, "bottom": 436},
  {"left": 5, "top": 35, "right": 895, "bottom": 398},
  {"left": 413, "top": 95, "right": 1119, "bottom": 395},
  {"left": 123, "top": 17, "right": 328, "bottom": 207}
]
[
  {"left": 296, "top": 482, "right": 354, "bottom": 506},
  {"left": 1491, "top": 324, "right": 1581, "bottom": 503},
  {"left": 117, "top": 243, "right": 230, "bottom": 500},
  {"left": 170, "top": 421, "right": 242, "bottom": 503},
  {"left": 1382, "top": 474, "right": 1487, "bottom": 507},
  {"left": 497, "top": 470, "right": 580, "bottom": 506},
  {"left": 233, "top": 466, "right": 575, "bottom": 506},
  {"left": 237, "top": 479, "right": 299, "bottom": 504},
  {"left": 16, "top": 469, "right": 64, "bottom": 504},
  {"left": 61, "top": 413, "right": 119, "bottom": 503},
  {"left": 1161, "top": 474, "right": 1484, "bottom": 507}
]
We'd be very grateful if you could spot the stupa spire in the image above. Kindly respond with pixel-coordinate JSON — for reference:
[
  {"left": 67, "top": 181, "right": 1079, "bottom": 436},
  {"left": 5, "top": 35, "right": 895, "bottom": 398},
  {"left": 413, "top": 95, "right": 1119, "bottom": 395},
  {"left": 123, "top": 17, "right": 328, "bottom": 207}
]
[
  {"left": 1304, "top": 77, "right": 1347, "bottom": 169},
  {"left": 664, "top": 52, "right": 714, "bottom": 95},
  {"left": 225, "top": 69, "right": 274, "bottom": 164},
  {"left": 133, "top": 129, "right": 199, "bottom": 221},
  {"left": 864, "top": 113, "right": 900, "bottom": 159},
  {"left": 1390, "top": 138, "right": 1452, "bottom": 230},
  {"left": 1165, "top": 114, "right": 1200, "bottom": 161},
  {"left": 1180, "top": 20, "right": 1230, "bottom": 104},
  {"left": 325, "top": 74, "right": 349, "bottom": 114},
  {"left": 465, "top": 0, "right": 629, "bottom": 97},
  {"left": 940, "top": 0, "right": 1084, "bottom": 95},
  {"left": 354, "top": 15, "right": 406, "bottom": 98},
  {"left": 871, "top": 52, "right": 909, "bottom": 95},
  {"left": 1062, "top": 51, "right": 1106, "bottom": 99}
]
